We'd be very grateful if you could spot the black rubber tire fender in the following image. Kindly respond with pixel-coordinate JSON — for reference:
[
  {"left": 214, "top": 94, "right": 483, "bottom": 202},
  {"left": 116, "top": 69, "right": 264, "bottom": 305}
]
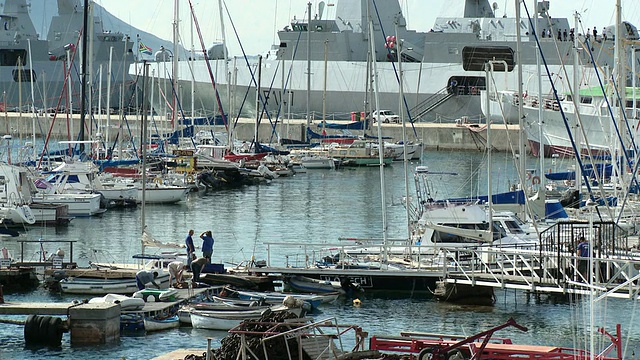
[
  {"left": 24, "top": 314, "right": 39, "bottom": 344},
  {"left": 46, "top": 317, "right": 63, "bottom": 347},
  {"left": 37, "top": 315, "right": 51, "bottom": 341}
]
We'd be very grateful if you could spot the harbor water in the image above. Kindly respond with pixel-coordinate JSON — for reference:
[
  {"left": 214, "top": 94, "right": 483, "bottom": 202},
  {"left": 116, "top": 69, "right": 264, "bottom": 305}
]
[{"left": 1, "top": 150, "right": 639, "bottom": 359}]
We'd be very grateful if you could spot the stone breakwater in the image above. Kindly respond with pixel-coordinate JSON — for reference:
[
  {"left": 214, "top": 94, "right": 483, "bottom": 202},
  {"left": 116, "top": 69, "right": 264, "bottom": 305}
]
[{"left": 0, "top": 113, "right": 521, "bottom": 153}]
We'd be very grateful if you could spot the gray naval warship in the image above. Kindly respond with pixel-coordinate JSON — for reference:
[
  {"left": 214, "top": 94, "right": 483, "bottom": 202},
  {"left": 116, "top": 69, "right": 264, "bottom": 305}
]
[
  {"left": 138, "top": 0, "right": 635, "bottom": 123},
  {"left": 0, "top": 0, "right": 134, "bottom": 112}
]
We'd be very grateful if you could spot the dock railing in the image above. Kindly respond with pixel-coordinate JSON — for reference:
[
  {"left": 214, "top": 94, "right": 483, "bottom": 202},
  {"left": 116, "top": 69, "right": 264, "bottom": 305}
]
[{"left": 263, "top": 238, "right": 447, "bottom": 270}]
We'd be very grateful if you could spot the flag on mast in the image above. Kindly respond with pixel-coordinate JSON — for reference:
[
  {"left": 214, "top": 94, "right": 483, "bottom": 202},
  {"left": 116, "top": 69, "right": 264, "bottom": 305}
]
[{"left": 139, "top": 42, "right": 152, "bottom": 56}]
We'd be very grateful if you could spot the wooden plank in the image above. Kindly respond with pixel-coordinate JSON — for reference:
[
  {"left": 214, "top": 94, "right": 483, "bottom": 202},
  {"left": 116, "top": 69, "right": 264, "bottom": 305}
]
[{"left": 152, "top": 349, "right": 206, "bottom": 360}]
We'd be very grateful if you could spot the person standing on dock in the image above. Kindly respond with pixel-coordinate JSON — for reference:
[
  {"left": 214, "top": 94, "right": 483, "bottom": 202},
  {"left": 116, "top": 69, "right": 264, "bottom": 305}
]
[
  {"left": 190, "top": 257, "right": 208, "bottom": 286},
  {"left": 200, "top": 231, "right": 214, "bottom": 263},
  {"left": 576, "top": 236, "right": 590, "bottom": 280},
  {"left": 185, "top": 229, "right": 195, "bottom": 266},
  {"left": 135, "top": 270, "right": 160, "bottom": 290}
]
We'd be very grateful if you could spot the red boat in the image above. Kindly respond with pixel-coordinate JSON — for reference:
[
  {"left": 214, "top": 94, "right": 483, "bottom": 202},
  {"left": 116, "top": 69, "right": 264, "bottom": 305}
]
[
  {"left": 370, "top": 318, "right": 623, "bottom": 360},
  {"left": 223, "top": 152, "right": 268, "bottom": 162}
]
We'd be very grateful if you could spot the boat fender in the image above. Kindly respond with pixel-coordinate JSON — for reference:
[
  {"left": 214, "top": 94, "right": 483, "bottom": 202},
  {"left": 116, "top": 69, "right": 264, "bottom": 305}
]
[
  {"left": 46, "top": 317, "right": 63, "bottom": 346},
  {"left": 24, "top": 314, "right": 39, "bottom": 344},
  {"left": 153, "top": 177, "right": 163, "bottom": 185},
  {"left": 36, "top": 315, "right": 50, "bottom": 339},
  {"left": 531, "top": 176, "right": 541, "bottom": 185},
  {"left": 24, "top": 315, "right": 63, "bottom": 347},
  {"left": 353, "top": 298, "right": 361, "bottom": 307},
  {"left": 186, "top": 174, "right": 194, "bottom": 183}
]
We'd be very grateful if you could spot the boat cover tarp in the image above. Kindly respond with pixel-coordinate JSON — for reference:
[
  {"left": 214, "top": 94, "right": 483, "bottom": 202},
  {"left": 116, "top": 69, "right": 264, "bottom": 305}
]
[
  {"left": 255, "top": 143, "right": 290, "bottom": 155},
  {"left": 306, "top": 128, "right": 391, "bottom": 140},
  {"left": 180, "top": 114, "right": 227, "bottom": 126},
  {"left": 317, "top": 120, "right": 368, "bottom": 130},
  {"left": 545, "top": 163, "right": 612, "bottom": 181},
  {"left": 444, "top": 190, "right": 526, "bottom": 205}
]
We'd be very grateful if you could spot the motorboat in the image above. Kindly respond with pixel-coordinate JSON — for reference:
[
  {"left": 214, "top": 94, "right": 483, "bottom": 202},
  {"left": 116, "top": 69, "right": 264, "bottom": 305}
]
[
  {"left": 189, "top": 307, "right": 267, "bottom": 330},
  {"left": 284, "top": 275, "right": 345, "bottom": 294},
  {"left": 143, "top": 314, "right": 180, "bottom": 332}
]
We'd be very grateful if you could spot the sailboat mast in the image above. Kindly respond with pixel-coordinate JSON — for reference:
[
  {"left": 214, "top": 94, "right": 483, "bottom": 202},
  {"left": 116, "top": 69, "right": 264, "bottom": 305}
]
[
  {"left": 515, "top": 0, "right": 526, "bottom": 220},
  {"left": 305, "top": 2, "right": 311, "bottom": 140},
  {"left": 532, "top": 0, "right": 546, "bottom": 196},
  {"left": 172, "top": 0, "right": 180, "bottom": 132},
  {"left": 141, "top": 61, "right": 149, "bottom": 241},
  {"left": 322, "top": 40, "right": 327, "bottom": 132},
  {"left": 27, "top": 39, "right": 36, "bottom": 161},
  {"left": 396, "top": 22, "right": 411, "bottom": 241},
  {"left": 573, "top": 13, "right": 582, "bottom": 190},
  {"left": 255, "top": 55, "right": 262, "bottom": 146},
  {"left": 79, "top": 0, "right": 89, "bottom": 154},
  {"left": 217, "top": 0, "right": 230, "bottom": 122},
  {"left": 88, "top": 1, "right": 94, "bottom": 143},
  {"left": 369, "top": 19, "right": 388, "bottom": 263},
  {"left": 614, "top": 0, "right": 624, "bottom": 184},
  {"left": 106, "top": 46, "right": 113, "bottom": 153},
  {"left": 485, "top": 63, "right": 494, "bottom": 242}
]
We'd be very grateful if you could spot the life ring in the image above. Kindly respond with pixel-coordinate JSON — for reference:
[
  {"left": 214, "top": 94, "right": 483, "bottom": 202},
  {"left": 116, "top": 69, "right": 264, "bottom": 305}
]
[
  {"left": 153, "top": 177, "right": 163, "bottom": 185},
  {"left": 186, "top": 174, "right": 195, "bottom": 183},
  {"left": 532, "top": 176, "right": 541, "bottom": 185}
]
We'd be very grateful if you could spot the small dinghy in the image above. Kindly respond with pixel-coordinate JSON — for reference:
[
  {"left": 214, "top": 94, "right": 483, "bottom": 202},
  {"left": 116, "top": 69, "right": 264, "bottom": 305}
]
[
  {"left": 190, "top": 307, "right": 267, "bottom": 330},
  {"left": 89, "top": 293, "right": 145, "bottom": 311},
  {"left": 284, "top": 275, "right": 345, "bottom": 294},
  {"left": 144, "top": 314, "right": 180, "bottom": 332},
  {"left": 133, "top": 288, "right": 178, "bottom": 302}
]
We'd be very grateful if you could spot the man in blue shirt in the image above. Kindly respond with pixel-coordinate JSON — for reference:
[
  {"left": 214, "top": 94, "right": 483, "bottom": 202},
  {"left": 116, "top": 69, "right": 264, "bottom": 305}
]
[
  {"left": 185, "top": 229, "right": 195, "bottom": 266},
  {"left": 576, "top": 236, "right": 590, "bottom": 280},
  {"left": 200, "top": 231, "right": 214, "bottom": 263}
]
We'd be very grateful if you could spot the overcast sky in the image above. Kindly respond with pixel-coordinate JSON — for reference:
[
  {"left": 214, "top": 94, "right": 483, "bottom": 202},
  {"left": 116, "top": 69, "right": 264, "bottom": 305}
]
[{"left": 96, "top": 0, "right": 639, "bottom": 56}]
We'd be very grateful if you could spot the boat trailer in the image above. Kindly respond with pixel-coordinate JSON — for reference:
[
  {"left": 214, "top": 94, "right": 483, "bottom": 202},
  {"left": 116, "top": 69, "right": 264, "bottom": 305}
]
[{"left": 369, "top": 317, "right": 623, "bottom": 360}]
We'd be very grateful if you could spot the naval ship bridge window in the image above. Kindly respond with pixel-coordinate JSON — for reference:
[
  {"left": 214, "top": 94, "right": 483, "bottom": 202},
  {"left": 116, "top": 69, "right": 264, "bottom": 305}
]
[
  {"left": 12, "top": 69, "right": 35, "bottom": 82},
  {"left": 0, "top": 49, "right": 26, "bottom": 66},
  {"left": 292, "top": 24, "right": 308, "bottom": 32},
  {"left": 580, "top": 97, "right": 592, "bottom": 104},
  {"left": 461, "top": 46, "right": 515, "bottom": 72}
]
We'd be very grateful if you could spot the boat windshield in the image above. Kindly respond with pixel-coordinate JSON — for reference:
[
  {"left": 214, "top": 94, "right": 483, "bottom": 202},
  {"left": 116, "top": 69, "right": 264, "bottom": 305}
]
[{"left": 503, "top": 220, "right": 524, "bottom": 234}]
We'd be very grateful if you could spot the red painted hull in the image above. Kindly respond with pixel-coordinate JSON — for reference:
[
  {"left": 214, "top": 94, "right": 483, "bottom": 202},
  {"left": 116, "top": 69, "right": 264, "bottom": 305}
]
[{"left": 223, "top": 152, "right": 268, "bottom": 162}]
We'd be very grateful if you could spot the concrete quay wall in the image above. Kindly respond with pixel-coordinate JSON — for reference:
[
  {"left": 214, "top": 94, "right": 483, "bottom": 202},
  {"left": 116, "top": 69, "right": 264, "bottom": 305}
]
[{"left": 0, "top": 113, "right": 521, "bottom": 152}]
